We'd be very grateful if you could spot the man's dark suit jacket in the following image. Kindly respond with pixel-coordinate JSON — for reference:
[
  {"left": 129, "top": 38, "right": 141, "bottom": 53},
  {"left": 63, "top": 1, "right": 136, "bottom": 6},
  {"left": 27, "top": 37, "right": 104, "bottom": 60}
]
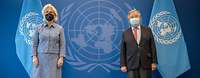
[{"left": 120, "top": 25, "right": 157, "bottom": 71}]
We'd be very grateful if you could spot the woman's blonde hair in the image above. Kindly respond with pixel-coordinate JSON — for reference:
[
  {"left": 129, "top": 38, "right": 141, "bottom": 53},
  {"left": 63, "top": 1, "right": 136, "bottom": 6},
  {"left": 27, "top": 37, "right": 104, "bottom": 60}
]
[{"left": 42, "top": 4, "right": 58, "bottom": 22}]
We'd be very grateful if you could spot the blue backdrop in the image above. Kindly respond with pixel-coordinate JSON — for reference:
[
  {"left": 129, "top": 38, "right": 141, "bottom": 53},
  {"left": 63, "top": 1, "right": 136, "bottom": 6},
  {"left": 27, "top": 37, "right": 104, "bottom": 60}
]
[{"left": 0, "top": 0, "right": 199, "bottom": 78}]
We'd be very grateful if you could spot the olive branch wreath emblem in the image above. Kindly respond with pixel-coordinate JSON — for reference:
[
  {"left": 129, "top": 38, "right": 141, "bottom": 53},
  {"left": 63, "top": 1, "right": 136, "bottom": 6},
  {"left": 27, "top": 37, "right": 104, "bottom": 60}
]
[{"left": 58, "top": 2, "right": 125, "bottom": 72}]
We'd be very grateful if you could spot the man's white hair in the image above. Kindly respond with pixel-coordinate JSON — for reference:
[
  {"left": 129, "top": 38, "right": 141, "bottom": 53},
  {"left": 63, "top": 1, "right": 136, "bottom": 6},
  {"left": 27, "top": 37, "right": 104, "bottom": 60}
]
[
  {"left": 128, "top": 8, "right": 141, "bottom": 16},
  {"left": 42, "top": 4, "right": 58, "bottom": 22}
]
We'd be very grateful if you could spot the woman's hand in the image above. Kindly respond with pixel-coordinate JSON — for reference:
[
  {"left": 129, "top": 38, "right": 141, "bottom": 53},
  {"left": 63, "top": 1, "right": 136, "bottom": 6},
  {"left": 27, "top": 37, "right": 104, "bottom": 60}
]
[
  {"left": 33, "top": 56, "right": 39, "bottom": 65},
  {"left": 57, "top": 57, "right": 64, "bottom": 68}
]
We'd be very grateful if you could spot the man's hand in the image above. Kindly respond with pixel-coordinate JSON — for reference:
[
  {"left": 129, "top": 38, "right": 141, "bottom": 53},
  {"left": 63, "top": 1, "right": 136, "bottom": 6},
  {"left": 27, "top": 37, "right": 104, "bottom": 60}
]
[
  {"left": 120, "top": 66, "right": 128, "bottom": 72},
  {"left": 33, "top": 56, "right": 39, "bottom": 65},
  {"left": 57, "top": 57, "right": 64, "bottom": 68},
  {"left": 151, "top": 63, "right": 157, "bottom": 71}
]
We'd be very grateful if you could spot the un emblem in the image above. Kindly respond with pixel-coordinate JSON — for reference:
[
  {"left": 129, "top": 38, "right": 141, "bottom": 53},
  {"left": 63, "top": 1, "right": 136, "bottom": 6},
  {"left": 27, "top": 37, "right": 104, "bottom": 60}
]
[
  {"left": 59, "top": 0, "right": 129, "bottom": 72},
  {"left": 149, "top": 11, "right": 182, "bottom": 45},
  {"left": 19, "top": 12, "right": 43, "bottom": 45}
]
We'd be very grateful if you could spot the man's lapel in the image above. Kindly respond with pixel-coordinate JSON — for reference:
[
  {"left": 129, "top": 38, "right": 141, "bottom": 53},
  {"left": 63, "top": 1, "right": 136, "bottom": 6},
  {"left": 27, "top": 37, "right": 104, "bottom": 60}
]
[
  {"left": 128, "top": 27, "right": 138, "bottom": 47},
  {"left": 139, "top": 25, "right": 145, "bottom": 47}
]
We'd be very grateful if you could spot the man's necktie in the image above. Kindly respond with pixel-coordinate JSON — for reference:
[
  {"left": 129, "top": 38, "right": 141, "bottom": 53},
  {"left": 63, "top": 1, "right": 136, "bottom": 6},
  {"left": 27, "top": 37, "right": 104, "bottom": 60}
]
[{"left": 133, "top": 26, "right": 138, "bottom": 41}]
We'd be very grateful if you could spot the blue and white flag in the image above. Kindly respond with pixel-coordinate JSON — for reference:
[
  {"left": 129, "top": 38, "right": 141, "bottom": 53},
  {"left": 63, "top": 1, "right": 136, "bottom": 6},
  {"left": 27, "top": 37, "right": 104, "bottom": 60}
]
[
  {"left": 149, "top": 0, "right": 191, "bottom": 78},
  {"left": 15, "top": 0, "right": 43, "bottom": 77}
]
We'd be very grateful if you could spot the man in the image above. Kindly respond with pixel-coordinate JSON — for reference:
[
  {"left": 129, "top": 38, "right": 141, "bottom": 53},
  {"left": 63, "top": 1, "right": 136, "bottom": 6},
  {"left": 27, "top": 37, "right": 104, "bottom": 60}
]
[{"left": 120, "top": 9, "right": 157, "bottom": 78}]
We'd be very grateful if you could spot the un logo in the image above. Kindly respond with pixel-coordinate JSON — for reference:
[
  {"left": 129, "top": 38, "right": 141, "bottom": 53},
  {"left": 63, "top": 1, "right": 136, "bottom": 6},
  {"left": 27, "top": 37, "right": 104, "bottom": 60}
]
[
  {"left": 19, "top": 12, "right": 43, "bottom": 45},
  {"left": 59, "top": 0, "right": 130, "bottom": 72},
  {"left": 149, "top": 11, "right": 182, "bottom": 45}
]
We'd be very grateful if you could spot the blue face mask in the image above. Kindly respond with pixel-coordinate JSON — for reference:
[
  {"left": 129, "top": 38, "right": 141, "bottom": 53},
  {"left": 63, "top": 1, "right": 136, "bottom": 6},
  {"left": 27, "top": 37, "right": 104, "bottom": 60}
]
[{"left": 129, "top": 18, "right": 140, "bottom": 27}]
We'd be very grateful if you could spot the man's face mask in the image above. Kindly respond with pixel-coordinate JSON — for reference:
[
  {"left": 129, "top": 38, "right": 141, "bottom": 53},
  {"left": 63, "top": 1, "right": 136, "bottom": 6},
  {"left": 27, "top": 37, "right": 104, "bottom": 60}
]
[
  {"left": 45, "top": 13, "right": 54, "bottom": 21},
  {"left": 129, "top": 17, "right": 140, "bottom": 27}
]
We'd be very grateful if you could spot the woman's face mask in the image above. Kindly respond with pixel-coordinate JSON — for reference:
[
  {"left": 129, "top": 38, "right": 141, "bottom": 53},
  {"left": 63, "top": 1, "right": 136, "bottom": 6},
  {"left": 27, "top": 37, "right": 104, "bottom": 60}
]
[
  {"left": 45, "top": 13, "right": 54, "bottom": 22},
  {"left": 129, "top": 17, "right": 140, "bottom": 27}
]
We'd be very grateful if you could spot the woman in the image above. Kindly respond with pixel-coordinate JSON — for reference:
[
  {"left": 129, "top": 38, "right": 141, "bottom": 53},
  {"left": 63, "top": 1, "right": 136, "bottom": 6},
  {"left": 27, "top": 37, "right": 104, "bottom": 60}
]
[{"left": 32, "top": 4, "right": 66, "bottom": 78}]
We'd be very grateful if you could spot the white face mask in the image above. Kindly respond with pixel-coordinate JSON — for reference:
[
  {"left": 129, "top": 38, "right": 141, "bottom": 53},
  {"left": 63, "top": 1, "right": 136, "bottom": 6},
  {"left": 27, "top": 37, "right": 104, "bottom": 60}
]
[{"left": 129, "top": 18, "right": 140, "bottom": 27}]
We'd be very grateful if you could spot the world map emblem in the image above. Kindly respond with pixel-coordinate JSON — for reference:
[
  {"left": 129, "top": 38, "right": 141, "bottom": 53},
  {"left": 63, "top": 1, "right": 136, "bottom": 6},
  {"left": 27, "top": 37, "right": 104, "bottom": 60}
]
[
  {"left": 59, "top": 0, "right": 131, "bottom": 72},
  {"left": 149, "top": 11, "right": 182, "bottom": 45},
  {"left": 19, "top": 12, "right": 43, "bottom": 45}
]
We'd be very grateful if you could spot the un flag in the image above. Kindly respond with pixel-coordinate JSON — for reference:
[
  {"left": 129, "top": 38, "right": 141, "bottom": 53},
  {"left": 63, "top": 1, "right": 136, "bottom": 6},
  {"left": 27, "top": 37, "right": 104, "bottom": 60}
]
[
  {"left": 149, "top": 0, "right": 191, "bottom": 78},
  {"left": 15, "top": 0, "right": 43, "bottom": 77}
]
